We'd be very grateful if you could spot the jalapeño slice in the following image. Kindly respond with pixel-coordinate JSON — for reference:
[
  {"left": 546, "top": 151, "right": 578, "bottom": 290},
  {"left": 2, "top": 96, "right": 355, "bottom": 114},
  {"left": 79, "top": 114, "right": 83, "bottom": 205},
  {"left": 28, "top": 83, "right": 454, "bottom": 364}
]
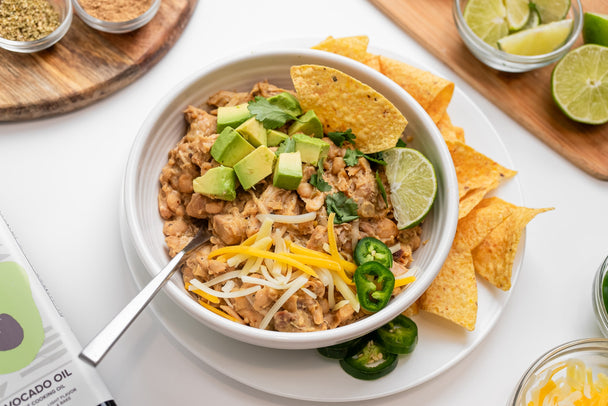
[{"left": 354, "top": 237, "right": 393, "bottom": 269}]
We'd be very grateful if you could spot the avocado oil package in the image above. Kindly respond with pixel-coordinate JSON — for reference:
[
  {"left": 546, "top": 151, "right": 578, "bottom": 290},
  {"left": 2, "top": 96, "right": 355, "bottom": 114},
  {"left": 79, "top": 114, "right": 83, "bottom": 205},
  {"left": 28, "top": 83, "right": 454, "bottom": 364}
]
[{"left": 0, "top": 213, "right": 116, "bottom": 406}]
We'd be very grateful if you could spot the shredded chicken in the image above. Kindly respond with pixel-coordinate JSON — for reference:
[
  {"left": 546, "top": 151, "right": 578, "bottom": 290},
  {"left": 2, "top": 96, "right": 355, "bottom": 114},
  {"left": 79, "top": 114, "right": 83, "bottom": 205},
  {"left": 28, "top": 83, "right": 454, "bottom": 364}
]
[{"left": 158, "top": 82, "right": 422, "bottom": 332}]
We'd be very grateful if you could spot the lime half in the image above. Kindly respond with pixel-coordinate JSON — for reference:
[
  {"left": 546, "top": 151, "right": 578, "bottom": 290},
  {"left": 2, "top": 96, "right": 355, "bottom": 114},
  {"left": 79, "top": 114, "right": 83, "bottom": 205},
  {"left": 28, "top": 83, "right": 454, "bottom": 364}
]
[
  {"left": 531, "top": 0, "right": 571, "bottom": 23},
  {"left": 497, "top": 19, "right": 573, "bottom": 55},
  {"left": 522, "top": 8, "right": 540, "bottom": 30},
  {"left": 506, "top": 0, "right": 531, "bottom": 31},
  {"left": 583, "top": 12, "right": 608, "bottom": 47},
  {"left": 551, "top": 44, "right": 608, "bottom": 125},
  {"left": 464, "top": 0, "right": 509, "bottom": 47},
  {"left": 383, "top": 148, "right": 437, "bottom": 229}
]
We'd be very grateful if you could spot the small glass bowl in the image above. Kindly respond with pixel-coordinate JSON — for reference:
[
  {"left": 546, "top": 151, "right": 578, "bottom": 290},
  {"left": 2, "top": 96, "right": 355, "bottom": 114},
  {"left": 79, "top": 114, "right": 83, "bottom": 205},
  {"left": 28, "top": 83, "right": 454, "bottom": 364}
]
[
  {"left": 0, "top": 0, "right": 72, "bottom": 53},
  {"left": 593, "top": 256, "right": 608, "bottom": 337},
  {"left": 508, "top": 338, "right": 608, "bottom": 405},
  {"left": 452, "top": 0, "right": 583, "bottom": 72},
  {"left": 72, "top": 0, "right": 161, "bottom": 34}
]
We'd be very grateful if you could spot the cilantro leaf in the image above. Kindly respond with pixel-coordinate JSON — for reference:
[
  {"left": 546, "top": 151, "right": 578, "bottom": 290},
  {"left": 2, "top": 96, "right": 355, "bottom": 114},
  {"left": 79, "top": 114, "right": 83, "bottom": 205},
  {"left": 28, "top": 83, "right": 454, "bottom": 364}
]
[
  {"left": 327, "top": 129, "right": 356, "bottom": 147},
  {"left": 325, "top": 192, "right": 359, "bottom": 224},
  {"left": 309, "top": 158, "right": 331, "bottom": 192},
  {"left": 364, "top": 152, "right": 386, "bottom": 165},
  {"left": 275, "top": 137, "right": 296, "bottom": 155},
  {"left": 344, "top": 149, "right": 364, "bottom": 166},
  {"left": 343, "top": 149, "right": 386, "bottom": 166},
  {"left": 395, "top": 138, "right": 407, "bottom": 148},
  {"left": 248, "top": 96, "right": 298, "bottom": 129},
  {"left": 375, "top": 171, "right": 388, "bottom": 206}
]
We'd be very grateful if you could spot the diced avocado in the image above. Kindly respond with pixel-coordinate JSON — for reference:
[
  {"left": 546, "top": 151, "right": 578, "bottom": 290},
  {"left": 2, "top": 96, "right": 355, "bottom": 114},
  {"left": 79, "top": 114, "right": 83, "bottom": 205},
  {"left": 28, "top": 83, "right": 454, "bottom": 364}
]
[
  {"left": 233, "top": 146, "right": 276, "bottom": 190},
  {"left": 236, "top": 116, "right": 267, "bottom": 147},
  {"left": 273, "top": 151, "right": 303, "bottom": 190},
  {"left": 267, "top": 92, "right": 302, "bottom": 117},
  {"left": 266, "top": 129, "right": 289, "bottom": 147},
  {"left": 0, "top": 262, "right": 45, "bottom": 374},
  {"left": 211, "top": 127, "right": 255, "bottom": 167},
  {"left": 217, "top": 103, "right": 252, "bottom": 133},
  {"left": 293, "top": 132, "right": 330, "bottom": 165},
  {"left": 193, "top": 166, "right": 237, "bottom": 201},
  {"left": 288, "top": 110, "right": 324, "bottom": 138}
]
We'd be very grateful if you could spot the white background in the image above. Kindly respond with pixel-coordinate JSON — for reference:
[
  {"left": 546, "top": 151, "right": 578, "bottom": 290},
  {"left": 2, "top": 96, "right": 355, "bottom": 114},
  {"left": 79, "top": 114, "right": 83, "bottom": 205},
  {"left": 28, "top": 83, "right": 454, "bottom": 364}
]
[{"left": 1, "top": 0, "right": 608, "bottom": 404}]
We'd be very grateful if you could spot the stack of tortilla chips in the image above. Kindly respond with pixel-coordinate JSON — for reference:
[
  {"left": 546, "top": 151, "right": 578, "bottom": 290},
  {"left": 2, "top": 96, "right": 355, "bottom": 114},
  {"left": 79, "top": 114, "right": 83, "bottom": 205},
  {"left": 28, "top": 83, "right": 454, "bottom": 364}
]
[{"left": 312, "top": 36, "right": 553, "bottom": 331}]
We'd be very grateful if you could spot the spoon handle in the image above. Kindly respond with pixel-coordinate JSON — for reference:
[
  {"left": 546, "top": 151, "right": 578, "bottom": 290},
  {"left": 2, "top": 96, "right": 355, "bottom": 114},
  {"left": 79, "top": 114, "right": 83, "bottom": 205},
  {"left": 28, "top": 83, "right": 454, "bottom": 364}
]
[{"left": 79, "top": 251, "right": 185, "bottom": 366}]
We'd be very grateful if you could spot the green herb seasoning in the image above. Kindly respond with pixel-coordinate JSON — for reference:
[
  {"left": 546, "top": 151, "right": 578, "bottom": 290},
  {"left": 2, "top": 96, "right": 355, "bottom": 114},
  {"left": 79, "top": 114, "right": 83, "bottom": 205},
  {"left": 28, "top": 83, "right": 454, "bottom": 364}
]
[{"left": 0, "top": 0, "right": 61, "bottom": 41}]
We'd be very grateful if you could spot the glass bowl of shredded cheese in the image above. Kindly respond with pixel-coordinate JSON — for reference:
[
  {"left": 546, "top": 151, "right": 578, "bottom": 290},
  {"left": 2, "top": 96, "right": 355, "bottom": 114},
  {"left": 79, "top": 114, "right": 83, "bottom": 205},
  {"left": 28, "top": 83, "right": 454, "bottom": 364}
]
[
  {"left": 509, "top": 338, "right": 608, "bottom": 405},
  {"left": 0, "top": 0, "right": 72, "bottom": 53}
]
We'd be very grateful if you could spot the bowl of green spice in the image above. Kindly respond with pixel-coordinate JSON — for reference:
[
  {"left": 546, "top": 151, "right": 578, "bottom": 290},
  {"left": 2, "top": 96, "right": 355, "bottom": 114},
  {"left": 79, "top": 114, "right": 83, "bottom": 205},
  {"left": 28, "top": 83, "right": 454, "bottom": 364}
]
[
  {"left": 592, "top": 255, "right": 608, "bottom": 337},
  {"left": 0, "top": 0, "right": 72, "bottom": 53}
]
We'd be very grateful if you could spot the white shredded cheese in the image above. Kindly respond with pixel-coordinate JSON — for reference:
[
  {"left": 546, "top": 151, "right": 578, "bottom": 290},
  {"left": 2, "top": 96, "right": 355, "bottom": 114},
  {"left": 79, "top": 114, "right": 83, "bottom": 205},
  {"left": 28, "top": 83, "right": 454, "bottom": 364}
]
[
  {"left": 258, "top": 275, "right": 309, "bottom": 330},
  {"left": 256, "top": 212, "right": 316, "bottom": 224},
  {"left": 301, "top": 287, "right": 317, "bottom": 299},
  {"left": 190, "top": 278, "right": 261, "bottom": 299}
]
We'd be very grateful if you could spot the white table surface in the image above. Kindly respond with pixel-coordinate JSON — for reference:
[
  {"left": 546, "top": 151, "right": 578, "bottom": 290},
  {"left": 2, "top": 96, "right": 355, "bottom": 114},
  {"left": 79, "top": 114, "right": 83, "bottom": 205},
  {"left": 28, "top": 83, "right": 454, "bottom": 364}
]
[{"left": 2, "top": 0, "right": 608, "bottom": 404}]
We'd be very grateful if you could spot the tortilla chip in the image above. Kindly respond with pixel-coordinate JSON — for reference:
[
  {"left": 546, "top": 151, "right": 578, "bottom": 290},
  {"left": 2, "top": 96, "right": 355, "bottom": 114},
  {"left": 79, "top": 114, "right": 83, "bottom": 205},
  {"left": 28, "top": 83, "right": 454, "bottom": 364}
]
[
  {"left": 437, "top": 113, "right": 459, "bottom": 142},
  {"left": 378, "top": 55, "right": 454, "bottom": 124},
  {"left": 454, "top": 126, "right": 465, "bottom": 143},
  {"left": 456, "top": 197, "right": 517, "bottom": 250},
  {"left": 363, "top": 52, "right": 381, "bottom": 71},
  {"left": 290, "top": 64, "right": 408, "bottom": 153},
  {"left": 312, "top": 36, "right": 370, "bottom": 63},
  {"left": 473, "top": 206, "right": 554, "bottom": 291},
  {"left": 446, "top": 139, "right": 517, "bottom": 218},
  {"left": 419, "top": 243, "right": 478, "bottom": 331},
  {"left": 402, "top": 301, "right": 419, "bottom": 317}
]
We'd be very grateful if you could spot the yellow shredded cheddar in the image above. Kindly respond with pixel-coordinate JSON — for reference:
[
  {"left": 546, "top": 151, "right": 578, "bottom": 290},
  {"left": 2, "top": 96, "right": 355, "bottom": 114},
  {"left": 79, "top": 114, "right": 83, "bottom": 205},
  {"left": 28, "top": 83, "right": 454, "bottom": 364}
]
[
  {"left": 327, "top": 212, "right": 340, "bottom": 261},
  {"left": 185, "top": 282, "right": 220, "bottom": 304},
  {"left": 208, "top": 246, "right": 318, "bottom": 277},
  {"left": 198, "top": 299, "right": 240, "bottom": 322},
  {"left": 394, "top": 276, "right": 416, "bottom": 288},
  {"left": 287, "top": 241, "right": 357, "bottom": 273}
]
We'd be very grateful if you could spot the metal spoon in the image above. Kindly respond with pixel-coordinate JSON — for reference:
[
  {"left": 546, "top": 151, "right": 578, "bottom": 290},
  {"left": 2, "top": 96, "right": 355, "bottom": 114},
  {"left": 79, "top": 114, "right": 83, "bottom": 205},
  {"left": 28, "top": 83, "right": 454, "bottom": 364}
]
[{"left": 79, "top": 223, "right": 211, "bottom": 366}]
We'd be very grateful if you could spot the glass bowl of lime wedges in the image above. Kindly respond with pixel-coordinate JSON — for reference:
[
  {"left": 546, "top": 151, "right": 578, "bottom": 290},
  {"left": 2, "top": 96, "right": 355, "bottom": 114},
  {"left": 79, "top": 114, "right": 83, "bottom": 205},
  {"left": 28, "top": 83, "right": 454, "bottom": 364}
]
[{"left": 453, "top": 0, "right": 582, "bottom": 72}]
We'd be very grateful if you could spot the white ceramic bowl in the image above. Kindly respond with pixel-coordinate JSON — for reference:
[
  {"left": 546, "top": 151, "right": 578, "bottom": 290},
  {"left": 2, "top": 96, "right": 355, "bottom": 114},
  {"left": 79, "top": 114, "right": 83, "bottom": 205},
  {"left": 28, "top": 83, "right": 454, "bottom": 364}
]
[{"left": 122, "top": 48, "right": 459, "bottom": 350}]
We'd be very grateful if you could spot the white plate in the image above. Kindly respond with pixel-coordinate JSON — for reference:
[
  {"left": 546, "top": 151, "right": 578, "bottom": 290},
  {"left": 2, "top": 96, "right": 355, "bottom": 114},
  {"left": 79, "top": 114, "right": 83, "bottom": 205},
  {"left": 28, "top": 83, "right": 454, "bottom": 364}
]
[{"left": 120, "top": 45, "right": 524, "bottom": 402}]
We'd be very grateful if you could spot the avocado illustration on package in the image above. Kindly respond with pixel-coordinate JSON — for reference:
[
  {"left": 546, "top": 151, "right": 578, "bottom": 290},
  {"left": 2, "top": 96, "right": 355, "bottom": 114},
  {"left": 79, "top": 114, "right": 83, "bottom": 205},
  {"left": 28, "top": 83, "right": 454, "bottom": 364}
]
[{"left": 0, "top": 261, "right": 45, "bottom": 374}]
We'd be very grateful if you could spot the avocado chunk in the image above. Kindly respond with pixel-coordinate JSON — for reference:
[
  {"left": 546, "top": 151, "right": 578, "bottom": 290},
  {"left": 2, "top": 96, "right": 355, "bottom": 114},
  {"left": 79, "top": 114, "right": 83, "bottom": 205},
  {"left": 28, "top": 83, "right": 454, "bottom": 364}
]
[
  {"left": 217, "top": 103, "right": 252, "bottom": 133},
  {"left": 0, "top": 262, "right": 45, "bottom": 374},
  {"left": 267, "top": 92, "right": 302, "bottom": 117},
  {"left": 211, "top": 127, "right": 255, "bottom": 167},
  {"left": 236, "top": 116, "right": 267, "bottom": 147},
  {"left": 273, "top": 151, "right": 303, "bottom": 190},
  {"left": 233, "top": 146, "right": 276, "bottom": 190},
  {"left": 266, "top": 129, "right": 289, "bottom": 147},
  {"left": 293, "top": 132, "right": 330, "bottom": 165},
  {"left": 193, "top": 166, "right": 237, "bottom": 201},
  {"left": 288, "top": 110, "right": 324, "bottom": 138}
]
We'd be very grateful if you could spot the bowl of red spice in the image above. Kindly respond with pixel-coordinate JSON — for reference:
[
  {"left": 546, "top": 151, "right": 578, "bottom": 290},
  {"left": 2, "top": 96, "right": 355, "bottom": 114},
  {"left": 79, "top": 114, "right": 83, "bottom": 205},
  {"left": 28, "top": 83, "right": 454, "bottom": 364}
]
[
  {"left": 72, "top": 0, "right": 160, "bottom": 33},
  {"left": 0, "top": 0, "right": 72, "bottom": 53}
]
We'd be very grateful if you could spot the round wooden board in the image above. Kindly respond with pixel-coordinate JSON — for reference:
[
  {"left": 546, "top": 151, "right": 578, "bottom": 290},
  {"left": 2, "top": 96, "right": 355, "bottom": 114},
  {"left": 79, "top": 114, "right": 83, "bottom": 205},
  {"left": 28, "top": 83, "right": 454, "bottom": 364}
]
[{"left": 0, "top": 0, "right": 197, "bottom": 121}]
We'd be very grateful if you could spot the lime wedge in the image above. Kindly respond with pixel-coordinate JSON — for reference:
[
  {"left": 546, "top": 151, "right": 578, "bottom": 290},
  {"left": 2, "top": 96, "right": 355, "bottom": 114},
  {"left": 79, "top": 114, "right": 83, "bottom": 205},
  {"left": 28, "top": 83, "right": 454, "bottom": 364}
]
[
  {"left": 522, "top": 8, "right": 540, "bottom": 30},
  {"left": 583, "top": 12, "right": 608, "bottom": 47},
  {"left": 497, "top": 19, "right": 573, "bottom": 55},
  {"left": 551, "top": 44, "right": 608, "bottom": 125},
  {"left": 506, "top": 0, "right": 531, "bottom": 31},
  {"left": 531, "top": 0, "right": 570, "bottom": 23},
  {"left": 464, "top": 0, "right": 509, "bottom": 48},
  {"left": 383, "top": 148, "right": 437, "bottom": 229}
]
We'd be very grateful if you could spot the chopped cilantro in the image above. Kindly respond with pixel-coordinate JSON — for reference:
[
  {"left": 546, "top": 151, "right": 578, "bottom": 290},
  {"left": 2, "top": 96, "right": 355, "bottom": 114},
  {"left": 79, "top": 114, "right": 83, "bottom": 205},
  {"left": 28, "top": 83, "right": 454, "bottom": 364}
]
[
  {"left": 310, "top": 158, "right": 331, "bottom": 192},
  {"left": 375, "top": 171, "right": 388, "bottom": 206},
  {"left": 344, "top": 149, "right": 364, "bottom": 166},
  {"left": 395, "top": 138, "right": 407, "bottom": 148},
  {"left": 326, "top": 192, "right": 359, "bottom": 224},
  {"left": 327, "top": 129, "right": 356, "bottom": 147},
  {"left": 275, "top": 137, "right": 296, "bottom": 155},
  {"left": 343, "top": 149, "right": 387, "bottom": 166},
  {"left": 248, "top": 96, "right": 298, "bottom": 129}
]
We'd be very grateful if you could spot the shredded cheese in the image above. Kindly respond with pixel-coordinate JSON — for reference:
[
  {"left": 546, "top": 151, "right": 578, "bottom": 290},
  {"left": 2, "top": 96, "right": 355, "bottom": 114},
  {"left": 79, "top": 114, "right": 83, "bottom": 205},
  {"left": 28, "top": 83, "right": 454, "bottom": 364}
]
[
  {"left": 258, "top": 275, "right": 310, "bottom": 330},
  {"left": 185, "top": 282, "right": 220, "bottom": 303},
  {"left": 526, "top": 358, "right": 608, "bottom": 405},
  {"left": 198, "top": 299, "right": 240, "bottom": 322},
  {"left": 257, "top": 212, "right": 316, "bottom": 224},
  {"left": 189, "top": 278, "right": 261, "bottom": 298}
]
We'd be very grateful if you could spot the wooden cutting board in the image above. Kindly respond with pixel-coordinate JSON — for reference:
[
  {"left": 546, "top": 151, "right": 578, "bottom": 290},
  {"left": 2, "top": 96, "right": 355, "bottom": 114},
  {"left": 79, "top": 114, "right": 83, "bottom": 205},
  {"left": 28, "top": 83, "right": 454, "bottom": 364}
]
[
  {"left": 369, "top": 0, "right": 608, "bottom": 180},
  {"left": 0, "top": 0, "right": 196, "bottom": 121}
]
